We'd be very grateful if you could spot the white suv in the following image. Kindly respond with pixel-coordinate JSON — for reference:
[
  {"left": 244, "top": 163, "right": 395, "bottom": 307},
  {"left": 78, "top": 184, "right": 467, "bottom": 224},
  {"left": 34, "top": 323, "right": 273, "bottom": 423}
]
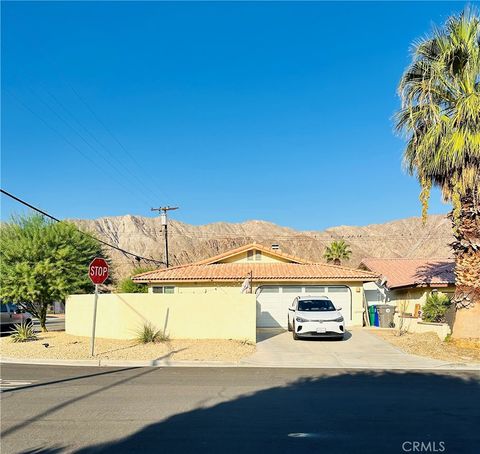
[{"left": 288, "top": 296, "right": 345, "bottom": 340}]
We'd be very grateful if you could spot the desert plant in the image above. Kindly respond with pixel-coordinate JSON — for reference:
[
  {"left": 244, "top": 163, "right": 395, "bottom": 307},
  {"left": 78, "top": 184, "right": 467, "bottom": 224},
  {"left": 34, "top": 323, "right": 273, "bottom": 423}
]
[
  {"left": 422, "top": 292, "right": 452, "bottom": 323},
  {"left": 395, "top": 9, "right": 480, "bottom": 338},
  {"left": 10, "top": 321, "right": 38, "bottom": 343},
  {"left": 323, "top": 240, "right": 352, "bottom": 265},
  {"left": 135, "top": 322, "right": 169, "bottom": 344}
]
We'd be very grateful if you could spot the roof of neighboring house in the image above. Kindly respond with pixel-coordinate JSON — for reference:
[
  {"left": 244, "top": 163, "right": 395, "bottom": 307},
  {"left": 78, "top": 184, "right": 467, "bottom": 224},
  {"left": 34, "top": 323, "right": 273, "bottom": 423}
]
[
  {"left": 359, "top": 258, "right": 455, "bottom": 289},
  {"left": 133, "top": 243, "right": 378, "bottom": 283}
]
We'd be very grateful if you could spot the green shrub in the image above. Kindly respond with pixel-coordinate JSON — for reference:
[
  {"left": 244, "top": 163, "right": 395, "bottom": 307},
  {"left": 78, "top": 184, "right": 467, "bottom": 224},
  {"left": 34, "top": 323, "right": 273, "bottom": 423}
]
[
  {"left": 422, "top": 292, "right": 452, "bottom": 323},
  {"left": 10, "top": 321, "right": 38, "bottom": 343},
  {"left": 117, "top": 278, "right": 148, "bottom": 293},
  {"left": 136, "top": 322, "right": 169, "bottom": 344},
  {"left": 116, "top": 267, "right": 152, "bottom": 293}
]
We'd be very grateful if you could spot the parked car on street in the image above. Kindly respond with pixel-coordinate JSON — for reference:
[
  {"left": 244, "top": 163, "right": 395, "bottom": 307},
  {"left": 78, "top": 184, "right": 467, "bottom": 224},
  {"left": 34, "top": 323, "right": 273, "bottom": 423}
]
[
  {"left": 0, "top": 303, "right": 33, "bottom": 331},
  {"left": 288, "top": 296, "right": 345, "bottom": 340}
]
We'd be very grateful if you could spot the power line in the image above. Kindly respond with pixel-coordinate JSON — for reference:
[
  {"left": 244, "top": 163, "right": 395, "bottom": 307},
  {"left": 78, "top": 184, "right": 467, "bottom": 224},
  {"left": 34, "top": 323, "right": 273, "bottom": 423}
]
[
  {"left": 39, "top": 86, "right": 166, "bottom": 204},
  {"left": 5, "top": 91, "right": 154, "bottom": 207},
  {"left": 0, "top": 188, "right": 164, "bottom": 266},
  {"left": 164, "top": 232, "right": 453, "bottom": 240},
  {"left": 68, "top": 85, "right": 174, "bottom": 202},
  {"left": 119, "top": 233, "right": 452, "bottom": 241},
  {"left": 8, "top": 52, "right": 172, "bottom": 206},
  {"left": 6, "top": 89, "right": 154, "bottom": 207}
]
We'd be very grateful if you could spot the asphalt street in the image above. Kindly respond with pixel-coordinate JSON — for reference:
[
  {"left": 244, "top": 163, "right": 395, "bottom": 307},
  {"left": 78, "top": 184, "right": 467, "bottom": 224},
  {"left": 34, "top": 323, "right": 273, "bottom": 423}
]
[
  {"left": 33, "top": 316, "right": 65, "bottom": 332},
  {"left": 1, "top": 364, "right": 479, "bottom": 454},
  {"left": 1, "top": 316, "right": 65, "bottom": 335}
]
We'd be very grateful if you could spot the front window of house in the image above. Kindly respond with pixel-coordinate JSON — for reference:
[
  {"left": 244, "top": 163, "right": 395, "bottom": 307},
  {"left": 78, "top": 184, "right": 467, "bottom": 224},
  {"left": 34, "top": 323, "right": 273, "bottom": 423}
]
[{"left": 152, "top": 286, "right": 175, "bottom": 294}]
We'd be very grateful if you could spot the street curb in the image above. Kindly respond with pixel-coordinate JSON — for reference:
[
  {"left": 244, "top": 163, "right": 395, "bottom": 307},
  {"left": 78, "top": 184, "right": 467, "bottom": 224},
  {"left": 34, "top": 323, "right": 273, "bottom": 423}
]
[
  {"left": 1, "top": 357, "right": 479, "bottom": 371},
  {"left": 0, "top": 357, "right": 239, "bottom": 368}
]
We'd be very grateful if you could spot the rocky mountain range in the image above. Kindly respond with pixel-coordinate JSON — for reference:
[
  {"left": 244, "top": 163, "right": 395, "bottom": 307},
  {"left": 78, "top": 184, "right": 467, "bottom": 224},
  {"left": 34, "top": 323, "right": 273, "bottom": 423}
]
[{"left": 72, "top": 214, "right": 454, "bottom": 280}]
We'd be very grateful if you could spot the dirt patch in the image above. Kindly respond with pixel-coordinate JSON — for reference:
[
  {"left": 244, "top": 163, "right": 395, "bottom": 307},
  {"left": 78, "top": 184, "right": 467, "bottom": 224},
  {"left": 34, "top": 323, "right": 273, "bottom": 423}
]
[
  {"left": 374, "top": 330, "right": 480, "bottom": 364},
  {"left": 0, "top": 331, "right": 255, "bottom": 363}
]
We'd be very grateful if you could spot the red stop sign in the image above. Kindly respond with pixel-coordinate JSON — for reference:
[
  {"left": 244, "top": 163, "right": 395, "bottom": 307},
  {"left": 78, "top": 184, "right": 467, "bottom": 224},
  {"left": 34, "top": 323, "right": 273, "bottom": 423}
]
[{"left": 88, "top": 257, "right": 109, "bottom": 285}]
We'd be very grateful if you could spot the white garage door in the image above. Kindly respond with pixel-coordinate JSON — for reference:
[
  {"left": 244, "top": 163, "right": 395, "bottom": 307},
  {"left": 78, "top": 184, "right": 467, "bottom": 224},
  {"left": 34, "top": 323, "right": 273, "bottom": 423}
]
[{"left": 256, "top": 285, "right": 351, "bottom": 328}]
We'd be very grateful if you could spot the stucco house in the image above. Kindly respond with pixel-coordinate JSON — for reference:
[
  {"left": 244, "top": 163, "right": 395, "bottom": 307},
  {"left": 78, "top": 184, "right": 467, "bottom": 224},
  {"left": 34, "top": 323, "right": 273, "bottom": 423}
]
[
  {"left": 359, "top": 258, "right": 456, "bottom": 315},
  {"left": 133, "top": 243, "right": 378, "bottom": 328}
]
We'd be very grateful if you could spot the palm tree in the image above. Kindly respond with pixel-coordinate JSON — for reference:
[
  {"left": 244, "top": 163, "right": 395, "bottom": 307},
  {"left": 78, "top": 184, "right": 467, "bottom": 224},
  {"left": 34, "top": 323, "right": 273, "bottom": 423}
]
[
  {"left": 323, "top": 240, "right": 352, "bottom": 266},
  {"left": 395, "top": 10, "right": 480, "bottom": 339}
]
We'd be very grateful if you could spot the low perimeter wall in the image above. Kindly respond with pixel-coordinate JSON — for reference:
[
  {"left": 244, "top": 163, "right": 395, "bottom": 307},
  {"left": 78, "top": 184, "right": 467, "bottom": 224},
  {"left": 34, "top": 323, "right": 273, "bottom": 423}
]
[
  {"left": 66, "top": 293, "right": 257, "bottom": 343},
  {"left": 394, "top": 314, "right": 451, "bottom": 340}
]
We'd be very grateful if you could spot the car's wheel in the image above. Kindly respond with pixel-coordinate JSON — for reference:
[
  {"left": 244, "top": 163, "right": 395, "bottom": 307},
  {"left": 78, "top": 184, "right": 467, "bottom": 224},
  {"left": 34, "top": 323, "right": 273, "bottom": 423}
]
[
  {"left": 287, "top": 318, "right": 292, "bottom": 332},
  {"left": 292, "top": 323, "right": 299, "bottom": 340}
]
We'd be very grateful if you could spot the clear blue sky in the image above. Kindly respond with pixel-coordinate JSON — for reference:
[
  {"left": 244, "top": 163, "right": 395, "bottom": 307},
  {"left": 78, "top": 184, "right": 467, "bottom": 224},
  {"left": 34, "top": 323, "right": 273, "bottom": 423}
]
[{"left": 1, "top": 1, "right": 469, "bottom": 230}]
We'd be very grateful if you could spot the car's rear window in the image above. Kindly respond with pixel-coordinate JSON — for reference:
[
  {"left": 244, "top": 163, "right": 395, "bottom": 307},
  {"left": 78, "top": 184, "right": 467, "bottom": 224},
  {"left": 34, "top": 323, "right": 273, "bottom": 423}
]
[{"left": 298, "top": 299, "right": 335, "bottom": 311}]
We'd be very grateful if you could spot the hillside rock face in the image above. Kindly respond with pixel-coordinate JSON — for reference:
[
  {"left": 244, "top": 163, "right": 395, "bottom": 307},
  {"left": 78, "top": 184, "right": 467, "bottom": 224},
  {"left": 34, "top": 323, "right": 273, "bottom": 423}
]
[{"left": 72, "top": 214, "right": 453, "bottom": 279}]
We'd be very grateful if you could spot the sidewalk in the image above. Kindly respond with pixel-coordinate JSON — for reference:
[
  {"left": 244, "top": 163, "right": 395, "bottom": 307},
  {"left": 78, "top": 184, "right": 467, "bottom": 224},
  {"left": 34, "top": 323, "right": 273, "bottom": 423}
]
[{"left": 2, "top": 328, "right": 479, "bottom": 370}]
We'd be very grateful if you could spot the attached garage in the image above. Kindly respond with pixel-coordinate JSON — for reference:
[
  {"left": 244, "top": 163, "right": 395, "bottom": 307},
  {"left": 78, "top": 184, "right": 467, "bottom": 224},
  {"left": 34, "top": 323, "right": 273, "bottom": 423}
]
[{"left": 256, "top": 285, "right": 352, "bottom": 328}]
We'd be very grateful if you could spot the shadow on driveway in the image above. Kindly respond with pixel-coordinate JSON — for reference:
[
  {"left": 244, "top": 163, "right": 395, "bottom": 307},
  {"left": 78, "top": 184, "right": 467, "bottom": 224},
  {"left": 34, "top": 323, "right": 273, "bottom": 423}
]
[{"left": 256, "top": 328, "right": 286, "bottom": 342}]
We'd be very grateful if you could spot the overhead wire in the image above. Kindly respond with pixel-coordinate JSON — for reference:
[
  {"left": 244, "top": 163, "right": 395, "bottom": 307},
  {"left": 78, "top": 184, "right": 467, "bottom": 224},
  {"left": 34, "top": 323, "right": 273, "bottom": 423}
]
[
  {"left": 9, "top": 88, "right": 155, "bottom": 207},
  {"left": 7, "top": 51, "right": 174, "bottom": 206},
  {"left": 68, "top": 85, "right": 173, "bottom": 202},
  {"left": 41, "top": 86, "right": 167, "bottom": 204},
  {"left": 0, "top": 188, "right": 165, "bottom": 266},
  {"left": 5, "top": 89, "right": 156, "bottom": 208}
]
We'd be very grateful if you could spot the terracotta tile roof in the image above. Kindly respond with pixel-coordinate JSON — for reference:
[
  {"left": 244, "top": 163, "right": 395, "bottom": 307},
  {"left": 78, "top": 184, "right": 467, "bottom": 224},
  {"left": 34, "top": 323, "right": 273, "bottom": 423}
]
[
  {"left": 360, "top": 258, "right": 455, "bottom": 289},
  {"left": 133, "top": 262, "right": 378, "bottom": 283},
  {"left": 192, "top": 242, "right": 310, "bottom": 265}
]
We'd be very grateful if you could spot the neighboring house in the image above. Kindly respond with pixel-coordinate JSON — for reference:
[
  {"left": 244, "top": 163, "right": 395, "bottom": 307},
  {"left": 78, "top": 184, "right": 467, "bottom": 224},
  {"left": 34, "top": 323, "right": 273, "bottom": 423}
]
[
  {"left": 359, "top": 258, "right": 456, "bottom": 315},
  {"left": 133, "top": 243, "right": 378, "bottom": 328}
]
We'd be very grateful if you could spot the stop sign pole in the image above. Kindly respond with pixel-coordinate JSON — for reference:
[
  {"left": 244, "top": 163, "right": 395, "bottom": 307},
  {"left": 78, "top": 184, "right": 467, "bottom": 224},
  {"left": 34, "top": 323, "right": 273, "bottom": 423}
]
[{"left": 88, "top": 258, "right": 109, "bottom": 356}]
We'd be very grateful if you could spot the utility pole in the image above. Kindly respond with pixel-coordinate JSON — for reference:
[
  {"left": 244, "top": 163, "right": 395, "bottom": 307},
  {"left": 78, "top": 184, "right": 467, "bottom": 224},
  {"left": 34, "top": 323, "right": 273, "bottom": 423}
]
[{"left": 151, "top": 206, "right": 179, "bottom": 267}]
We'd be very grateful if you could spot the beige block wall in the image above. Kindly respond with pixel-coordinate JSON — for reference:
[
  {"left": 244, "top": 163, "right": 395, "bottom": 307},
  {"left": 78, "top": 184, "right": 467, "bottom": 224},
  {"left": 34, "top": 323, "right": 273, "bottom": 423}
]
[{"left": 66, "top": 293, "right": 256, "bottom": 343}]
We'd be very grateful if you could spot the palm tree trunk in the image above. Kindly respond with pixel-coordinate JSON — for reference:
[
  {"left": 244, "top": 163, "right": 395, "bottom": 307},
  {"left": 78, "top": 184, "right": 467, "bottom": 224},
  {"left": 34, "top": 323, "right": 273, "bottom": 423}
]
[{"left": 451, "top": 192, "right": 480, "bottom": 339}]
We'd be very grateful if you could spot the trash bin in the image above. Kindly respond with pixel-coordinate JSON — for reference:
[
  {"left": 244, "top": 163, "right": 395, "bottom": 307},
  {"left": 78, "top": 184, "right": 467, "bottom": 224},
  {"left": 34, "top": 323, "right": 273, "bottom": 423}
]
[
  {"left": 376, "top": 305, "right": 396, "bottom": 328},
  {"left": 368, "top": 305, "right": 376, "bottom": 326}
]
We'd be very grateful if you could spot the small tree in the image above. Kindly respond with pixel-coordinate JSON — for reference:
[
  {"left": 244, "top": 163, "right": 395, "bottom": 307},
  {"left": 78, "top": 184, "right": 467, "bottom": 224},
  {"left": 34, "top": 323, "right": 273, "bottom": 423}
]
[
  {"left": 396, "top": 300, "right": 409, "bottom": 337},
  {"left": 323, "top": 240, "right": 352, "bottom": 265},
  {"left": 0, "top": 214, "right": 103, "bottom": 331},
  {"left": 422, "top": 292, "right": 452, "bottom": 323},
  {"left": 117, "top": 267, "right": 152, "bottom": 293}
]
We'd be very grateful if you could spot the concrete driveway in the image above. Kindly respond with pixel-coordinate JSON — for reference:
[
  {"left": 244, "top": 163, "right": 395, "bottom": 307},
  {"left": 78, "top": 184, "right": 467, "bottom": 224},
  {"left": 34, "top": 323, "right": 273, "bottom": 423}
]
[{"left": 242, "top": 328, "right": 456, "bottom": 369}]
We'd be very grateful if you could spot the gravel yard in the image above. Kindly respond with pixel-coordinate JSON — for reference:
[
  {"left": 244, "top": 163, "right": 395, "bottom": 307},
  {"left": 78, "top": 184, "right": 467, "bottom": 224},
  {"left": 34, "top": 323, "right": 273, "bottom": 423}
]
[
  {"left": 373, "top": 330, "right": 480, "bottom": 364},
  {"left": 0, "top": 331, "right": 255, "bottom": 362}
]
